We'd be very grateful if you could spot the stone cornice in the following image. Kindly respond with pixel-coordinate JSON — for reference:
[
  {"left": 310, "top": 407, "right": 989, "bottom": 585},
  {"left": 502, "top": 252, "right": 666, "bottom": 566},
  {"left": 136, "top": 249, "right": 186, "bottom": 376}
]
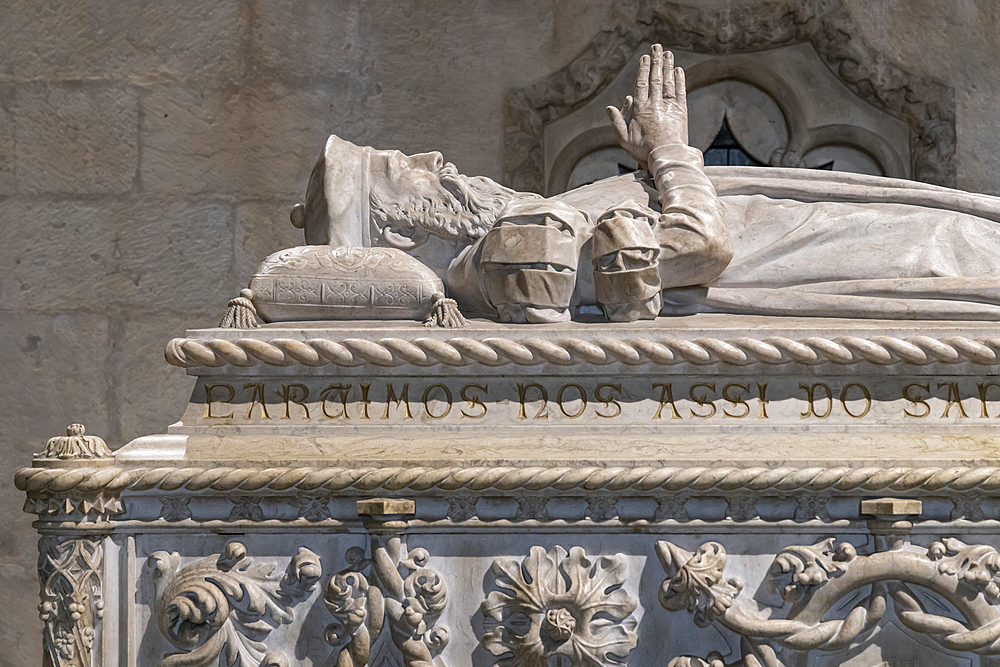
[
  {"left": 18, "top": 464, "right": 1000, "bottom": 498},
  {"left": 164, "top": 333, "right": 1000, "bottom": 369}
]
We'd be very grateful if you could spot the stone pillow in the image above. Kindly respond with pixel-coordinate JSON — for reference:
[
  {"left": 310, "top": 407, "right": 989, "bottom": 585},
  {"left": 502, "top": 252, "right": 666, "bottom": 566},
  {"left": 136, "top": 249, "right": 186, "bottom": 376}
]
[{"left": 249, "top": 246, "right": 445, "bottom": 322}]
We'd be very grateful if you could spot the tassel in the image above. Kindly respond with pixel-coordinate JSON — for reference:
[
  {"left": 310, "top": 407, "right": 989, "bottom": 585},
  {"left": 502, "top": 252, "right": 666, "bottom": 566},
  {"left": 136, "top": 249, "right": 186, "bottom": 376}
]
[
  {"left": 219, "top": 289, "right": 261, "bottom": 328},
  {"left": 424, "top": 292, "right": 469, "bottom": 328}
]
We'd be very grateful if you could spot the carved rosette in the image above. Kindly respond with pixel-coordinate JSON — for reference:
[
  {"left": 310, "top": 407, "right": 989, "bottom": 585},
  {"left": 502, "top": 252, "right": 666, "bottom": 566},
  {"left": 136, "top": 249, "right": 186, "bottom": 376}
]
[
  {"left": 38, "top": 536, "right": 104, "bottom": 667},
  {"left": 657, "top": 537, "right": 1000, "bottom": 666},
  {"left": 149, "top": 542, "right": 321, "bottom": 667},
  {"left": 325, "top": 538, "right": 449, "bottom": 667},
  {"left": 482, "top": 545, "right": 638, "bottom": 667}
]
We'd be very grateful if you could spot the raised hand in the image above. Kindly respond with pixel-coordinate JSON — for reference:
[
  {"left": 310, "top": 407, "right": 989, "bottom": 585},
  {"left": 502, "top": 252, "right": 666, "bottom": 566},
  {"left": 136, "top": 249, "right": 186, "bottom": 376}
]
[{"left": 607, "top": 44, "right": 689, "bottom": 170}]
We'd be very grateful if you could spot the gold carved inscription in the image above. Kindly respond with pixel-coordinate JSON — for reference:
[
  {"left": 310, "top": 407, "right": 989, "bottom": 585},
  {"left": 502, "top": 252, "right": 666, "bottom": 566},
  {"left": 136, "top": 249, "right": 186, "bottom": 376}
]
[
  {"left": 800, "top": 383, "right": 833, "bottom": 419},
  {"left": 205, "top": 383, "right": 235, "bottom": 419},
  {"left": 245, "top": 382, "right": 271, "bottom": 420},
  {"left": 517, "top": 383, "right": 548, "bottom": 420},
  {"left": 460, "top": 383, "right": 488, "bottom": 419},
  {"left": 282, "top": 383, "right": 310, "bottom": 419},
  {"left": 939, "top": 381, "right": 969, "bottom": 418},
  {"left": 594, "top": 383, "right": 622, "bottom": 419},
  {"left": 321, "top": 384, "right": 351, "bottom": 419},
  {"left": 557, "top": 384, "right": 588, "bottom": 418},
  {"left": 422, "top": 384, "right": 452, "bottom": 420},
  {"left": 903, "top": 382, "right": 930, "bottom": 418},
  {"left": 652, "top": 383, "right": 681, "bottom": 420},
  {"left": 382, "top": 383, "right": 412, "bottom": 420},
  {"left": 198, "top": 378, "right": 1000, "bottom": 424},
  {"left": 979, "top": 382, "right": 1000, "bottom": 418}
]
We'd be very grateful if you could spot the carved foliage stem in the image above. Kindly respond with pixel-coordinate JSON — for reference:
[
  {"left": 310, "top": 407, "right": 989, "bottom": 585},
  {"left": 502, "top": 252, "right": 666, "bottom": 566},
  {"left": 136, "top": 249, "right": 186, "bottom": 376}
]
[
  {"left": 657, "top": 537, "right": 1000, "bottom": 666},
  {"left": 325, "top": 534, "right": 449, "bottom": 667},
  {"left": 39, "top": 536, "right": 104, "bottom": 667}
]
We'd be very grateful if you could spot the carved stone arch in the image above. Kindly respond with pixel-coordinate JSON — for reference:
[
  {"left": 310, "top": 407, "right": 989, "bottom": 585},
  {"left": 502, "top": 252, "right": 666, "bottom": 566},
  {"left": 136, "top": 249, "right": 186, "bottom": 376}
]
[
  {"left": 504, "top": 0, "right": 956, "bottom": 193},
  {"left": 547, "top": 125, "right": 621, "bottom": 195},
  {"left": 683, "top": 55, "right": 811, "bottom": 160},
  {"left": 804, "top": 123, "right": 908, "bottom": 178}
]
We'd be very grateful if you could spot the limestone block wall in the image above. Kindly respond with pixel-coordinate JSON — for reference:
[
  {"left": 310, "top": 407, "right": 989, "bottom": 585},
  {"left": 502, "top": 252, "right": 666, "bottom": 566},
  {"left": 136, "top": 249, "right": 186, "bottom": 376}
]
[{"left": 0, "top": 1, "right": 997, "bottom": 665}]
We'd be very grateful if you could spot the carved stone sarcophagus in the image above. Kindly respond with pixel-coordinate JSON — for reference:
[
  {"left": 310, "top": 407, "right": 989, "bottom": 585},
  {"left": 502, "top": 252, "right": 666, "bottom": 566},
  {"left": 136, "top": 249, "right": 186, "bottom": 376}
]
[
  {"left": 18, "top": 315, "right": 1000, "bottom": 667},
  {"left": 17, "top": 32, "right": 1000, "bottom": 667}
]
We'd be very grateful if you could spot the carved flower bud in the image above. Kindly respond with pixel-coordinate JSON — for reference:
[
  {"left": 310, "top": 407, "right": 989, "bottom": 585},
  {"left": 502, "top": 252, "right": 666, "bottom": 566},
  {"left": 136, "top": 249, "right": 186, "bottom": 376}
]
[
  {"left": 218, "top": 542, "right": 247, "bottom": 571},
  {"left": 403, "top": 603, "right": 424, "bottom": 627},
  {"left": 541, "top": 607, "right": 576, "bottom": 642}
]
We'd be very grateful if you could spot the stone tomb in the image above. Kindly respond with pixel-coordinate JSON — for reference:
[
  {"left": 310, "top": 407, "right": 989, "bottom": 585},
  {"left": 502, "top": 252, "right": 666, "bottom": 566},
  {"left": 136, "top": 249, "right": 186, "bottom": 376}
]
[{"left": 18, "top": 314, "right": 1000, "bottom": 667}]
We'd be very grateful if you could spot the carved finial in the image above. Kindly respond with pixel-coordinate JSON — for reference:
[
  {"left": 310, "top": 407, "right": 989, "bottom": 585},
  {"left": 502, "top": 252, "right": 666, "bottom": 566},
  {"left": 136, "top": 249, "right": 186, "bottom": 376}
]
[{"left": 38, "top": 423, "right": 113, "bottom": 462}]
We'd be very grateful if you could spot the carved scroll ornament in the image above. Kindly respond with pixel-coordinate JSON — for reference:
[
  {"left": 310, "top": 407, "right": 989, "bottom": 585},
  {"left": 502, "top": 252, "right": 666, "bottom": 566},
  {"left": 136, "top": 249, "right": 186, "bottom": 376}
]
[
  {"left": 149, "top": 542, "right": 321, "bottom": 667},
  {"left": 325, "top": 537, "right": 449, "bottom": 667},
  {"left": 657, "top": 537, "right": 1000, "bottom": 666},
  {"left": 481, "top": 545, "right": 638, "bottom": 667}
]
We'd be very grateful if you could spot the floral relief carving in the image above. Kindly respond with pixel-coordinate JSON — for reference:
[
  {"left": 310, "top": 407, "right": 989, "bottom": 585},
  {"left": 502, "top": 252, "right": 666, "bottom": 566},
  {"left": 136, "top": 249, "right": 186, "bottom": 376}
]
[
  {"left": 40, "top": 424, "right": 113, "bottom": 460},
  {"left": 950, "top": 493, "right": 986, "bottom": 521},
  {"left": 586, "top": 497, "right": 618, "bottom": 522},
  {"left": 482, "top": 545, "right": 638, "bottom": 667},
  {"left": 515, "top": 496, "right": 550, "bottom": 521},
  {"left": 726, "top": 494, "right": 757, "bottom": 522},
  {"left": 654, "top": 495, "right": 689, "bottom": 521},
  {"left": 656, "top": 541, "right": 743, "bottom": 628},
  {"left": 448, "top": 495, "right": 478, "bottom": 522},
  {"left": 149, "top": 541, "right": 321, "bottom": 667},
  {"left": 656, "top": 537, "right": 1000, "bottom": 667},
  {"left": 229, "top": 496, "right": 264, "bottom": 521},
  {"left": 768, "top": 538, "right": 856, "bottom": 603},
  {"left": 38, "top": 536, "right": 104, "bottom": 667},
  {"left": 160, "top": 497, "right": 192, "bottom": 522},
  {"left": 297, "top": 496, "right": 332, "bottom": 521},
  {"left": 793, "top": 494, "right": 830, "bottom": 522}
]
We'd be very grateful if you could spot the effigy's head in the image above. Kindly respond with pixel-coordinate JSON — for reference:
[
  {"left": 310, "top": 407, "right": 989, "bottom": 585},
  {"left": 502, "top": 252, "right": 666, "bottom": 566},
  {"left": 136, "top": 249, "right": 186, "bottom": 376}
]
[{"left": 293, "top": 135, "right": 516, "bottom": 250}]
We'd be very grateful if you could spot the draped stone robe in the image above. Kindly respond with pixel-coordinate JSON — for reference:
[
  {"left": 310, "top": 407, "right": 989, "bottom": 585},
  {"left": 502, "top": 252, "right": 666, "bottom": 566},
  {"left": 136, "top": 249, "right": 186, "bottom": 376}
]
[{"left": 449, "top": 146, "right": 1000, "bottom": 320}]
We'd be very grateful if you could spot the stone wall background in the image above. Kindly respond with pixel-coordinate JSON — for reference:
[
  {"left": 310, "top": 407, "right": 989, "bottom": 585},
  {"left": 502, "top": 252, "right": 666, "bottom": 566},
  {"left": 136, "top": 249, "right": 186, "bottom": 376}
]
[{"left": 1, "top": 1, "right": 997, "bottom": 664}]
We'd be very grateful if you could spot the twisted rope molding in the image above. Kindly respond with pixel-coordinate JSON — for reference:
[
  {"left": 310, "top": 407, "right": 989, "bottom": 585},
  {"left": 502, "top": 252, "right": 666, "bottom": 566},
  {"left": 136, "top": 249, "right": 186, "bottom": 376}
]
[
  {"left": 165, "top": 334, "right": 1000, "bottom": 369},
  {"left": 18, "top": 465, "right": 1000, "bottom": 497}
]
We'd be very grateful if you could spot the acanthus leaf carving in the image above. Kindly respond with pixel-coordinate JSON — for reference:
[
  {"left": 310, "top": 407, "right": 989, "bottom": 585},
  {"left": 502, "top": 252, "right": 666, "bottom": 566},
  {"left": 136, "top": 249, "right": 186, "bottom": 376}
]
[
  {"left": 656, "top": 541, "right": 743, "bottom": 627},
  {"left": 928, "top": 537, "right": 1000, "bottom": 602},
  {"left": 149, "top": 541, "right": 321, "bottom": 667},
  {"left": 768, "top": 538, "right": 856, "bottom": 603},
  {"left": 481, "top": 545, "right": 638, "bottom": 667}
]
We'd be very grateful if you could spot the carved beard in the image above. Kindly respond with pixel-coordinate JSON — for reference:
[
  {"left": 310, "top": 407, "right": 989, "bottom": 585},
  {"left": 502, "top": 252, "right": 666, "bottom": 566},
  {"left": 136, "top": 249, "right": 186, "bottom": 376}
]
[{"left": 370, "top": 163, "right": 524, "bottom": 246}]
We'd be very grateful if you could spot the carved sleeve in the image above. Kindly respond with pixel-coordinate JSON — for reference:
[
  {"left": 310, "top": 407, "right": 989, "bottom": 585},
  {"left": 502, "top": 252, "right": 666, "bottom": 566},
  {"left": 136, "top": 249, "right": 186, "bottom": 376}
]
[{"left": 648, "top": 144, "right": 732, "bottom": 287}]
